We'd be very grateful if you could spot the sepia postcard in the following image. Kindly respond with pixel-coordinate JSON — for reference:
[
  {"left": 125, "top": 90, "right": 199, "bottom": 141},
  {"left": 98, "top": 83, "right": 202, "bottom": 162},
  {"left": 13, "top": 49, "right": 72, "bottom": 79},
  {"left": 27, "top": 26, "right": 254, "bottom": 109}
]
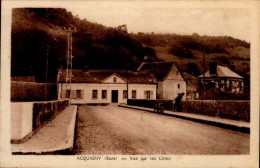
[{"left": 1, "top": 0, "right": 259, "bottom": 168}]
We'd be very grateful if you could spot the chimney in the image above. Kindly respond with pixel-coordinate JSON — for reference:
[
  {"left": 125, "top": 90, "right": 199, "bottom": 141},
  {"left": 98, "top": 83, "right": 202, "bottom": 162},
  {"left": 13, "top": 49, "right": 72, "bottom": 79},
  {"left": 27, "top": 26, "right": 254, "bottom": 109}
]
[
  {"left": 209, "top": 59, "right": 217, "bottom": 76},
  {"left": 230, "top": 62, "right": 236, "bottom": 72}
]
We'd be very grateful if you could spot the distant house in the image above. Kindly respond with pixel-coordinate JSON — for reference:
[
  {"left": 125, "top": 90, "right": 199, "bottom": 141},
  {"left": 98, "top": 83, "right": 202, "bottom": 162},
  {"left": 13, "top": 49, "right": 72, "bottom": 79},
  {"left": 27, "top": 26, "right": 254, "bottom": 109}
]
[
  {"left": 137, "top": 61, "right": 187, "bottom": 100},
  {"left": 57, "top": 69, "right": 157, "bottom": 104},
  {"left": 182, "top": 72, "right": 198, "bottom": 100},
  {"left": 198, "top": 60, "right": 244, "bottom": 94}
]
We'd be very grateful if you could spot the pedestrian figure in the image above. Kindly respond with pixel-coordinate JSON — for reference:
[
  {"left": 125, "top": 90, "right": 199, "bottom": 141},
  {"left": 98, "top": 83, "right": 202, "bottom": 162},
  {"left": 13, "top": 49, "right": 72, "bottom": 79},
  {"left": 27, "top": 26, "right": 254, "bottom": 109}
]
[
  {"left": 171, "top": 99, "right": 175, "bottom": 111},
  {"left": 172, "top": 93, "right": 185, "bottom": 112}
]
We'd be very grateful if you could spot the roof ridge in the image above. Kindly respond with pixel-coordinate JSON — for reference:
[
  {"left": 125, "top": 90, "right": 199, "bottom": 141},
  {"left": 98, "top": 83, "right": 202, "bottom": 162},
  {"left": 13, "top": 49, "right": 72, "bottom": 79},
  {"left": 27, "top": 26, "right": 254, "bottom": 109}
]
[
  {"left": 145, "top": 61, "right": 175, "bottom": 64},
  {"left": 57, "top": 68, "right": 157, "bottom": 84},
  {"left": 198, "top": 65, "right": 243, "bottom": 78}
]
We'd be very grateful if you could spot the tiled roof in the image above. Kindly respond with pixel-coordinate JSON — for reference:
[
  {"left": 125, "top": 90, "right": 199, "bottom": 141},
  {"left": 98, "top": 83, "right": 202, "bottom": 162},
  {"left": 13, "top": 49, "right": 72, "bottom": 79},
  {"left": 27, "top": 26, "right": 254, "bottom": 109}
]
[
  {"left": 137, "top": 62, "right": 175, "bottom": 81},
  {"left": 198, "top": 65, "right": 243, "bottom": 78},
  {"left": 182, "top": 72, "right": 198, "bottom": 90},
  {"left": 57, "top": 69, "right": 157, "bottom": 84}
]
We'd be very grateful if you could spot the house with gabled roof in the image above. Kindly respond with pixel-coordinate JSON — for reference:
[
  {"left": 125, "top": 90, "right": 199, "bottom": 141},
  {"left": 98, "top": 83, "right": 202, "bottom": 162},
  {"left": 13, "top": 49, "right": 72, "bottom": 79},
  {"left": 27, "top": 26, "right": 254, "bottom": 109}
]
[
  {"left": 137, "top": 61, "right": 187, "bottom": 100},
  {"left": 198, "top": 60, "right": 244, "bottom": 94},
  {"left": 57, "top": 69, "right": 157, "bottom": 104},
  {"left": 182, "top": 72, "right": 199, "bottom": 100}
]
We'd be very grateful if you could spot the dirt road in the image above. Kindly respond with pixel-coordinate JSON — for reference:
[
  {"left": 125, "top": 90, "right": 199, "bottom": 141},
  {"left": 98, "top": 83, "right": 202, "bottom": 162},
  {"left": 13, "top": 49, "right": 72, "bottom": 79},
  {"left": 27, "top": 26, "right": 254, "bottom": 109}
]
[{"left": 75, "top": 105, "right": 249, "bottom": 155}]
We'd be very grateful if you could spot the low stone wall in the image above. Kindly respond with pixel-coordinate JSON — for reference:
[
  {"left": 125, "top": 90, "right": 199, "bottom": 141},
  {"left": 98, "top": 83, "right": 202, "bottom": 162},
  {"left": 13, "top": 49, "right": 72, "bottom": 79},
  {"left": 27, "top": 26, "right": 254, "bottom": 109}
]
[{"left": 11, "top": 99, "right": 69, "bottom": 142}]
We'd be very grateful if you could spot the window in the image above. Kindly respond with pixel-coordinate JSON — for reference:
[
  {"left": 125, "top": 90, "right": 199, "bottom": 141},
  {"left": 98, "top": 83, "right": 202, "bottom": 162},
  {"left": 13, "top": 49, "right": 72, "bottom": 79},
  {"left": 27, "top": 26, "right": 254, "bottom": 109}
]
[
  {"left": 67, "top": 90, "right": 84, "bottom": 99},
  {"left": 132, "top": 90, "right": 136, "bottom": 99},
  {"left": 71, "top": 90, "right": 76, "bottom": 99},
  {"left": 92, "top": 90, "right": 98, "bottom": 99},
  {"left": 102, "top": 90, "right": 107, "bottom": 99},
  {"left": 61, "top": 90, "right": 66, "bottom": 99},
  {"left": 113, "top": 77, "right": 117, "bottom": 83},
  {"left": 177, "top": 84, "right": 180, "bottom": 89},
  {"left": 123, "top": 90, "right": 128, "bottom": 99},
  {"left": 76, "top": 90, "right": 84, "bottom": 99},
  {"left": 144, "top": 90, "right": 153, "bottom": 99},
  {"left": 66, "top": 90, "right": 71, "bottom": 98}
]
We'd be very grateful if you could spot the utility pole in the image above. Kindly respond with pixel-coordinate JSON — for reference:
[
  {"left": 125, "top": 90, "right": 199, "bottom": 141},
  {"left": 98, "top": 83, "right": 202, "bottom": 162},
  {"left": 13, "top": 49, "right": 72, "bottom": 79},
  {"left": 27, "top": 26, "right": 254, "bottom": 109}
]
[
  {"left": 202, "top": 51, "right": 206, "bottom": 96},
  {"left": 45, "top": 45, "right": 49, "bottom": 100},
  {"left": 64, "top": 27, "right": 76, "bottom": 103}
]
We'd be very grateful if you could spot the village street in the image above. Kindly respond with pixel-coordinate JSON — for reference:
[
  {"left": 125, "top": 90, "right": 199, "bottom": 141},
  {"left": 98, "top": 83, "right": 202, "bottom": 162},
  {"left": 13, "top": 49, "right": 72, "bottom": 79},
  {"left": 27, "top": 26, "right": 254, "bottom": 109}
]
[{"left": 75, "top": 105, "right": 249, "bottom": 155}]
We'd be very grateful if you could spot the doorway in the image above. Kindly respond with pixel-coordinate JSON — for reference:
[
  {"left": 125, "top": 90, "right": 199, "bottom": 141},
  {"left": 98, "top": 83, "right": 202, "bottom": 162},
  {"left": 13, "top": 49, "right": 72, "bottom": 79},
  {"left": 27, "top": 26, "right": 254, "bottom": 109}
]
[{"left": 111, "top": 90, "right": 118, "bottom": 103}]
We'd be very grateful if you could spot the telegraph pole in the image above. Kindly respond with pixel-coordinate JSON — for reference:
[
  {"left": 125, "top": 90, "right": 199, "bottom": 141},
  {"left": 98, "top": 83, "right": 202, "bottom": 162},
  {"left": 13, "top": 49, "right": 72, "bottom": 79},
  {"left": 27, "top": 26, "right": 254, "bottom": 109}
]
[
  {"left": 202, "top": 51, "right": 206, "bottom": 96},
  {"left": 45, "top": 45, "right": 49, "bottom": 100},
  {"left": 64, "top": 27, "right": 76, "bottom": 102}
]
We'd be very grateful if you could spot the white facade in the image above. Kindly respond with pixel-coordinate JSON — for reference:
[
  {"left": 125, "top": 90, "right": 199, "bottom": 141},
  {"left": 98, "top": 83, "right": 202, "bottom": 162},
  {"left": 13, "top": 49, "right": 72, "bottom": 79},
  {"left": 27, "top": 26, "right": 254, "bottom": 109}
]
[
  {"left": 162, "top": 64, "right": 186, "bottom": 100},
  {"left": 137, "top": 61, "right": 187, "bottom": 100},
  {"left": 58, "top": 74, "right": 156, "bottom": 104},
  {"left": 154, "top": 63, "right": 186, "bottom": 100}
]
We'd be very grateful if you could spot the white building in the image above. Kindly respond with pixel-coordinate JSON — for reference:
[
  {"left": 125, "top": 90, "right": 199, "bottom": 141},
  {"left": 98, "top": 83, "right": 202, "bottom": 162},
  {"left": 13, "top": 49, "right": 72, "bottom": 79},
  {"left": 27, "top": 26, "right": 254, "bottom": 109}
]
[
  {"left": 138, "top": 61, "right": 187, "bottom": 100},
  {"left": 57, "top": 69, "right": 157, "bottom": 104}
]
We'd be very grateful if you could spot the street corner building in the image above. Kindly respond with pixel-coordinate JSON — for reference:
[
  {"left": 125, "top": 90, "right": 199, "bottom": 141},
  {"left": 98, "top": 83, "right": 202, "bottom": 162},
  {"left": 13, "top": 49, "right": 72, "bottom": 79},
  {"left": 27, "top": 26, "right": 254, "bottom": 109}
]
[
  {"left": 137, "top": 61, "right": 187, "bottom": 100},
  {"left": 57, "top": 69, "right": 157, "bottom": 104}
]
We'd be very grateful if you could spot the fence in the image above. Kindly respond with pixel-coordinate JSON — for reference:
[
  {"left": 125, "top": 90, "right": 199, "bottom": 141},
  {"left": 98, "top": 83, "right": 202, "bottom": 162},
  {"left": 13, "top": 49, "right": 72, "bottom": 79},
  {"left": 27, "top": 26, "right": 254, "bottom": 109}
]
[
  {"left": 11, "top": 81, "right": 57, "bottom": 101},
  {"left": 127, "top": 99, "right": 250, "bottom": 122}
]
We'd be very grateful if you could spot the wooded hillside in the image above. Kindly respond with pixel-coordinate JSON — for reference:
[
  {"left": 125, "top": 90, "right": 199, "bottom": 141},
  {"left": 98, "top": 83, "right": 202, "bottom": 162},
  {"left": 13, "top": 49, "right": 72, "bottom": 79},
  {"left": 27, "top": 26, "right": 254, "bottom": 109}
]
[
  {"left": 11, "top": 8, "right": 250, "bottom": 86},
  {"left": 12, "top": 8, "right": 157, "bottom": 82},
  {"left": 131, "top": 32, "right": 250, "bottom": 88}
]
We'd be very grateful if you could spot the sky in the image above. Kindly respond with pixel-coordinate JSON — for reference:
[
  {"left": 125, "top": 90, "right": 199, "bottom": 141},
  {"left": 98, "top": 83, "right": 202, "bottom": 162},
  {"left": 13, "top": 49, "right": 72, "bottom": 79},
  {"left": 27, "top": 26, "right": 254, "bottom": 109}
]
[{"left": 65, "top": 1, "right": 251, "bottom": 42}]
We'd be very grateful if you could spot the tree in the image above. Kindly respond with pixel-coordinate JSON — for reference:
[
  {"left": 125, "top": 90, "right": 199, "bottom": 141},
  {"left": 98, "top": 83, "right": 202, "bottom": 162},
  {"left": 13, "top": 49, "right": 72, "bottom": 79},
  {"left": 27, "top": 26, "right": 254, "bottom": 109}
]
[
  {"left": 169, "top": 44, "right": 193, "bottom": 58},
  {"left": 187, "top": 62, "right": 199, "bottom": 76}
]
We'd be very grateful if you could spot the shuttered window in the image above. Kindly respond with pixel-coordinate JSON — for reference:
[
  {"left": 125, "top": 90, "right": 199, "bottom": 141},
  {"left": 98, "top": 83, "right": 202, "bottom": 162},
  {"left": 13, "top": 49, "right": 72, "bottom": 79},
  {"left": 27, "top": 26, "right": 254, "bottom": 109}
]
[
  {"left": 92, "top": 90, "right": 98, "bottom": 99},
  {"left": 102, "top": 90, "right": 107, "bottom": 99},
  {"left": 71, "top": 90, "right": 76, "bottom": 99},
  {"left": 63, "top": 90, "right": 84, "bottom": 99},
  {"left": 132, "top": 90, "right": 136, "bottom": 99},
  {"left": 144, "top": 90, "right": 153, "bottom": 99},
  {"left": 76, "top": 90, "right": 84, "bottom": 99}
]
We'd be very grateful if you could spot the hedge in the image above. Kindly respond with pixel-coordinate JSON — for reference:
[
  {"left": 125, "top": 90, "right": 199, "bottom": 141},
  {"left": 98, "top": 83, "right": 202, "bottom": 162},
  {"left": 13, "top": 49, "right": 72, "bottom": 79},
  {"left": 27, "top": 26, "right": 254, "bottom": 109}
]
[
  {"left": 127, "top": 99, "right": 250, "bottom": 122},
  {"left": 11, "top": 81, "right": 57, "bottom": 101},
  {"left": 182, "top": 100, "right": 250, "bottom": 122}
]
